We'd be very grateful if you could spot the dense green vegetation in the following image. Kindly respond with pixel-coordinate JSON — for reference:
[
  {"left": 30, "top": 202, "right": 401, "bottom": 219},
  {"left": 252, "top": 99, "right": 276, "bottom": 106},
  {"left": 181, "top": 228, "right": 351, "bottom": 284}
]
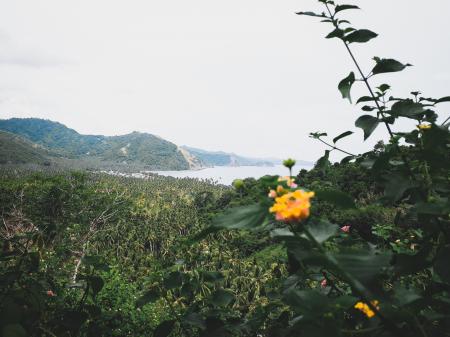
[{"left": 1, "top": 1, "right": 450, "bottom": 337}]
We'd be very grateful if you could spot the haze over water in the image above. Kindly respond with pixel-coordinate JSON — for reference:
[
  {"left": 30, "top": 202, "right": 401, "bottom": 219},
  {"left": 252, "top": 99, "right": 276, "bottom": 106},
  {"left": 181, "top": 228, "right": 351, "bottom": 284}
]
[{"left": 150, "top": 164, "right": 313, "bottom": 185}]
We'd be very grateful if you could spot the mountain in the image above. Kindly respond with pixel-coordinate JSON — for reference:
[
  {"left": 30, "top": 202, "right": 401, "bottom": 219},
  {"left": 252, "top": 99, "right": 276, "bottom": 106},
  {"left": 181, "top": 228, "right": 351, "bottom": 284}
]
[
  {"left": 182, "top": 146, "right": 279, "bottom": 167},
  {"left": 0, "top": 131, "right": 54, "bottom": 165},
  {"left": 0, "top": 118, "right": 311, "bottom": 171},
  {"left": 0, "top": 118, "right": 189, "bottom": 170}
]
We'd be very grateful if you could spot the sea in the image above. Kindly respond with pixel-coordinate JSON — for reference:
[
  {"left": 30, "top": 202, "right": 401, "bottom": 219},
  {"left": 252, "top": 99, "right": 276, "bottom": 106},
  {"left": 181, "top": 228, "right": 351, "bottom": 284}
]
[{"left": 149, "top": 164, "right": 313, "bottom": 185}]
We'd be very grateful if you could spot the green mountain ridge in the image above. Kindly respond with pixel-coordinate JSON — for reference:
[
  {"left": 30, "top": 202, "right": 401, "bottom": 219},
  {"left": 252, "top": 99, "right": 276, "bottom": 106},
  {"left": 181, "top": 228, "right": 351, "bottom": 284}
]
[{"left": 0, "top": 118, "right": 310, "bottom": 170}]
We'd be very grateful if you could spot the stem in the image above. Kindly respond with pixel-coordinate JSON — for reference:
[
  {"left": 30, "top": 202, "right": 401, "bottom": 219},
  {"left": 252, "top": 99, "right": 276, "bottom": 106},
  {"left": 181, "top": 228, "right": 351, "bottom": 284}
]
[
  {"left": 324, "top": 4, "right": 417, "bottom": 183},
  {"left": 317, "top": 137, "right": 356, "bottom": 156}
]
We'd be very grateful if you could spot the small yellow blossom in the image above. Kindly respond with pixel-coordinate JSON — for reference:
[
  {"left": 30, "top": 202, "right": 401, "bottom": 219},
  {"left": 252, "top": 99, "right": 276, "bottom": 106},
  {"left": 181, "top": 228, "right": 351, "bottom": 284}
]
[
  {"left": 269, "top": 189, "right": 314, "bottom": 222},
  {"left": 354, "top": 300, "right": 380, "bottom": 318},
  {"left": 417, "top": 123, "right": 431, "bottom": 130}
]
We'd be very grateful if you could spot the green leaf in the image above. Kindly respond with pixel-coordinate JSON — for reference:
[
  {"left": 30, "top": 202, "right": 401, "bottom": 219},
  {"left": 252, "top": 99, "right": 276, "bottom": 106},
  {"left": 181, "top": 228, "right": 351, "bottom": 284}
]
[
  {"left": 338, "top": 72, "right": 355, "bottom": 102},
  {"left": 362, "top": 105, "right": 376, "bottom": 111},
  {"left": 390, "top": 100, "right": 426, "bottom": 118},
  {"left": 355, "top": 115, "right": 379, "bottom": 140},
  {"left": 335, "top": 250, "right": 392, "bottom": 283},
  {"left": 436, "top": 96, "right": 450, "bottom": 104},
  {"left": 377, "top": 84, "right": 391, "bottom": 92},
  {"left": 212, "top": 289, "right": 234, "bottom": 307},
  {"left": 296, "top": 11, "right": 325, "bottom": 17},
  {"left": 356, "top": 96, "right": 376, "bottom": 104},
  {"left": 183, "top": 313, "right": 206, "bottom": 329},
  {"left": 305, "top": 220, "right": 339, "bottom": 244},
  {"left": 315, "top": 189, "right": 356, "bottom": 209},
  {"left": 154, "top": 320, "right": 176, "bottom": 337},
  {"left": 212, "top": 204, "right": 268, "bottom": 230},
  {"left": 381, "top": 174, "right": 415, "bottom": 204},
  {"left": 136, "top": 289, "right": 160, "bottom": 308},
  {"left": 372, "top": 58, "right": 412, "bottom": 75},
  {"left": 333, "top": 131, "right": 353, "bottom": 143},
  {"left": 283, "top": 289, "right": 330, "bottom": 316},
  {"left": 344, "top": 29, "right": 378, "bottom": 43},
  {"left": 335, "top": 4, "right": 360, "bottom": 13},
  {"left": 326, "top": 28, "right": 345, "bottom": 39},
  {"left": 2, "top": 324, "right": 27, "bottom": 337}
]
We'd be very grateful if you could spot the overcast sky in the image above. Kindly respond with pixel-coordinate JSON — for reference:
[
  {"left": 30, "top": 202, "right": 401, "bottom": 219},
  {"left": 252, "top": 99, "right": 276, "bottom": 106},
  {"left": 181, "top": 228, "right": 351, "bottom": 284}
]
[{"left": 0, "top": 0, "right": 449, "bottom": 161}]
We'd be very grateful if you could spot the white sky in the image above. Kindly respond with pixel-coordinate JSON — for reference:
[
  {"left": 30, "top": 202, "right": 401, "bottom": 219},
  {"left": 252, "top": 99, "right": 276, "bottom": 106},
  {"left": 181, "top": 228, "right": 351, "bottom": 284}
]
[{"left": 0, "top": 0, "right": 449, "bottom": 161}]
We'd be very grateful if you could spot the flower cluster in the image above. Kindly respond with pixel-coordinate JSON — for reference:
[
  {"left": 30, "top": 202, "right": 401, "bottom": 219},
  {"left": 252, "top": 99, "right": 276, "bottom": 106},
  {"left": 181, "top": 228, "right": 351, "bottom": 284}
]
[
  {"left": 269, "top": 188, "right": 315, "bottom": 222},
  {"left": 354, "top": 300, "right": 380, "bottom": 318}
]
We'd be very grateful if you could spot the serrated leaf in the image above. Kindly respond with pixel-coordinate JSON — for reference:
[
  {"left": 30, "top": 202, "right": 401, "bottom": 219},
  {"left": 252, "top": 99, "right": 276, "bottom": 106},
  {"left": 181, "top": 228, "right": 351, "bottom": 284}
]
[
  {"left": 355, "top": 115, "right": 379, "bottom": 140},
  {"left": 344, "top": 29, "right": 378, "bottom": 44},
  {"left": 372, "top": 58, "right": 412, "bottom": 75},
  {"left": 335, "top": 4, "right": 360, "bottom": 13},
  {"left": 338, "top": 72, "right": 355, "bottom": 103},
  {"left": 212, "top": 204, "right": 267, "bottom": 230},
  {"left": 333, "top": 131, "right": 353, "bottom": 143}
]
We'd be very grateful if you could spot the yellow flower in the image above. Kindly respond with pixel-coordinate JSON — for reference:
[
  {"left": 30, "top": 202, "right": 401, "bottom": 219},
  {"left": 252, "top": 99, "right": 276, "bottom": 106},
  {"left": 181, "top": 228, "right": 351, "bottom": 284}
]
[
  {"left": 269, "top": 189, "right": 314, "bottom": 222},
  {"left": 417, "top": 123, "right": 431, "bottom": 130},
  {"left": 354, "top": 300, "right": 380, "bottom": 318}
]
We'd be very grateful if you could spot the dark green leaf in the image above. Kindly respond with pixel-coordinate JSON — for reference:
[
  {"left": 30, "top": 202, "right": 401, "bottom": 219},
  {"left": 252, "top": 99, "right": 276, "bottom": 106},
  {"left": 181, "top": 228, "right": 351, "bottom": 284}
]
[
  {"left": 315, "top": 189, "right": 356, "bottom": 209},
  {"left": 335, "top": 250, "right": 392, "bottom": 283},
  {"left": 296, "top": 11, "right": 325, "bottom": 17},
  {"left": 355, "top": 115, "right": 379, "bottom": 140},
  {"left": 381, "top": 174, "right": 415, "bottom": 204},
  {"left": 212, "top": 204, "right": 268, "bottom": 230},
  {"left": 305, "top": 220, "right": 339, "bottom": 244},
  {"left": 377, "top": 84, "right": 391, "bottom": 92},
  {"left": 183, "top": 313, "right": 206, "bottom": 329},
  {"left": 338, "top": 72, "right": 355, "bottom": 102},
  {"left": 356, "top": 96, "right": 376, "bottom": 104},
  {"left": 362, "top": 105, "right": 376, "bottom": 111},
  {"left": 283, "top": 289, "right": 330, "bottom": 316},
  {"left": 2, "top": 324, "right": 27, "bottom": 337},
  {"left": 154, "top": 320, "right": 176, "bottom": 337},
  {"left": 136, "top": 289, "right": 160, "bottom": 308},
  {"left": 390, "top": 100, "right": 426, "bottom": 118},
  {"left": 436, "top": 96, "right": 450, "bottom": 104},
  {"left": 333, "top": 131, "right": 353, "bottom": 143},
  {"left": 340, "top": 155, "right": 355, "bottom": 164},
  {"left": 344, "top": 29, "right": 378, "bottom": 44},
  {"left": 326, "top": 28, "right": 345, "bottom": 39},
  {"left": 212, "top": 289, "right": 234, "bottom": 307},
  {"left": 372, "top": 58, "right": 412, "bottom": 75},
  {"left": 335, "top": 4, "right": 360, "bottom": 13}
]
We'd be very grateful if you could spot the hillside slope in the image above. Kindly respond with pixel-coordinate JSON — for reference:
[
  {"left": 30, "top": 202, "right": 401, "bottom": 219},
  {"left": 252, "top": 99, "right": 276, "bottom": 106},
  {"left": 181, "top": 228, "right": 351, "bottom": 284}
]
[
  {"left": 0, "top": 131, "right": 54, "bottom": 165},
  {"left": 0, "top": 118, "right": 190, "bottom": 170}
]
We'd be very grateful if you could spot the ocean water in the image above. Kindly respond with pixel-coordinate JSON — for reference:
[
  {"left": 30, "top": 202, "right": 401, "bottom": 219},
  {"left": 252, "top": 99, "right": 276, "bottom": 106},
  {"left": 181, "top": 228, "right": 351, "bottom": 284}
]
[{"left": 149, "top": 164, "right": 313, "bottom": 185}]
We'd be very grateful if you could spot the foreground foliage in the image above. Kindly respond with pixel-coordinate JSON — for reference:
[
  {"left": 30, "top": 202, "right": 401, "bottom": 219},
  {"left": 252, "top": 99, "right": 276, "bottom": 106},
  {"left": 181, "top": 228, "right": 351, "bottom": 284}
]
[{"left": 1, "top": 1, "right": 450, "bottom": 337}]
